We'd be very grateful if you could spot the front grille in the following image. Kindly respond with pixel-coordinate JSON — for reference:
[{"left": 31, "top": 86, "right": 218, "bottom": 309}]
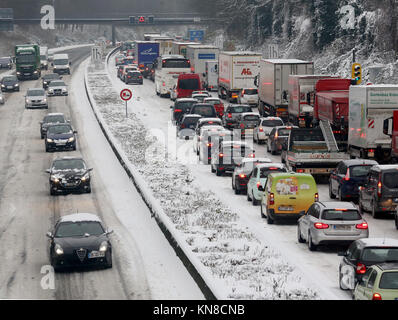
[
  {"left": 54, "top": 89, "right": 62, "bottom": 94},
  {"left": 76, "top": 248, "right": 87, "bottom": 262}
]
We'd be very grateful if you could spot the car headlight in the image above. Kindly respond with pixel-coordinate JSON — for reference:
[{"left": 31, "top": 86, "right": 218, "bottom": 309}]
[
  {"left": 47, "top": 138, "right": 53, "bottom": 143},
  {"left": 99, "top": 241, "right": 108, "bottom": 252},
  {"left": 16, "top": 72, "right": 21, "bottom": 75},
  {"left": 33, "top": 71, "right": 38, "bottom": 74},
  {"left": 14, "top": 83, "right": 19, "bottom": 87},
  {"left": 43, "top": 98, "right": 47, "bottom": 103},
  {"left": 81, "top": 172, "right": 89, "bottom": 182},
  {"left": 26, "top": 99, "right": 31, "bottom": 103},
  {"left": 68, "top": 137, "right": 75, "bottom": 143},
  {"left": 1, "top": 84, "right": 4, "bottom": 87},
  {"left": 55, "top": 244, "right": 64, "bottom": 255},
  {"left": 50, "top": 175, "right": 59, "bottom": 183},
  {"left": 43, "top": 81, "right": 47, "bottom": 85}
]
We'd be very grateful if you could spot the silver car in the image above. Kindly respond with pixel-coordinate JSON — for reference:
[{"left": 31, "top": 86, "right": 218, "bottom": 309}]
[
  {"left": 297, "top": 201, "right": 369, "bottom": 251},
  {"left": 25, "top": 88, "right": 48, "bottom": 109},
  {"left": 47, "top": 80, "right": 68, "bottom": 96}
]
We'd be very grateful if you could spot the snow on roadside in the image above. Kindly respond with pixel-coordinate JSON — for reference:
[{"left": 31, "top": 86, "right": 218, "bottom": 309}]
[{"left": 85, "top": 62, "right": 319, "bottom": 300}]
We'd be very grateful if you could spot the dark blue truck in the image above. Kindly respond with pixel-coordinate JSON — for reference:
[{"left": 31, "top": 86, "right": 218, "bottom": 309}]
[{"left": 134, "top": 41, "right": 160, "bottom": 78}]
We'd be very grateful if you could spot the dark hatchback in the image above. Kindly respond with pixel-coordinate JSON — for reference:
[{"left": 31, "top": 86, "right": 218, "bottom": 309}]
[
  {"left": 177, "top": 114, "right": 202, "bottom": 139},
  {"left": 223, "top": 105, "right": 252, "bottom": 129},
  {"left": 42, "top": 73, "right": 61, "bottom": 89},
  {"left": 329, "top": 159, "right": 378, "bottom": 201},
  {"left": 268, "top": 125, "right": 297, "bottom": 155},
  {"left": 0, "top": 56, "right": 12, "bottom": 69},
  {"left": 45, "top": 124, "right": 77, "bottom": 152},
  {"left": 125, "top": 71, "right": 143, "bottom": 84},
  {"left": 1, "top": 75, "right": 19, "bottom": 92},
  {"left": 46, "top": 157, "right": 92, "bottom": 195},
  {"left": 190, "top": 103, "right": 217, "bottom": 118},
  {"left": 47, "top": 213, "right": 113, "bottom": 271},
  {"left": 40, "top": 113, "right": 68, "bottom": 139},
  {"left": 171, "top": 98, "right": 198, "bottom": 124}
]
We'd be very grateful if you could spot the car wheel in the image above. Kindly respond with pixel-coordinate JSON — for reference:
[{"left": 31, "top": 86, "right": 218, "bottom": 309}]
[
  {"left": 266, "top": 209, "right": 274, "bottom": 224},
  {"left": 271, "top": 145, "right": 276, "bottom": 155},
  {"left": 261, "top": 206, "right": 266, "bottom": 219},
  {"left": 235, "top": 185, "right": 241, "bottom": 195},
  {"left": 252, "top": 196, "right": 259, "bottom": 206},
  {"left": 50, "top": 188, "right": 56, "bottom": 196},
  {"left": 329, "top": 181, "right": 336, "bottom": 199},
  {"left": 308, "top": 232, "right": 317, "bottom": 251},
  {"left": 297, "top": 225, "right": 305, "bottom": 243},
  {"left": 86, "top": 184, "right": 91, "bottom": 194},
  {"left": 216, "top": 168, "right": 222, "bottom": 176},
  {"left": 338, "top": 188, "right": 345, "bottom": 201},
  {"left": 371, "top": 201, "right": 380, "bottom": 219},
  {"left": 395, "top": 213, "right": 398, "bottom": 230},
  {"left": 106, "top": 250, "right": 112, "bottom": 268},
  {"left": 41, "top": 134, "right": 44, "bottom": 139},
  {"left": 267, "top": 142, "right": 270, "bottom": 153},
  {"left": 45, "top": 145, "right": 49, "bottom": 152},
  {"left": 247, "top": 190, "right": 252, "bottom": 202},
  {"left": 211, "top": 165, "right": 215, "bottom": 173}
]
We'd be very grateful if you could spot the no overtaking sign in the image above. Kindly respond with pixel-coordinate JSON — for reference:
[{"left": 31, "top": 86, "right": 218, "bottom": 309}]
[{"left": 120, "top": 89, "right": 132, "bottom": 117}]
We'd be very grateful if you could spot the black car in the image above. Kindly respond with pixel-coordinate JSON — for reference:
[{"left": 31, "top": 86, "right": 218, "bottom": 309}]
[
  {"left": 177, "top": 114, "right": 202, "bottom": 139},
  {"left": 142, "top": 63, "right": 152, "bottom": 78},
  {"left": 46, "top": 157, "right": 92, "bottom": 195},
  {"left": 42, "top": 73, "right": 61, "bottom": 89},
  {"left": 223, "top": 105, "right": 252, "bottom": 129},
  {"left": 338, "top": 238, "right": 398, "bottom": 290},
  {"left": 0, "top": 56, "right": 12, "bottom": 69},
  {"left": 267, "top": 126, "right": 296, "bottom": 155},
  {"left": 47, "top": 213, "right": 112, "bottom": 271},
  {"left": 190, "top": 103, "right": 217, "bottom": 118},
  {"left": 45, "top": 124, "right": 77, "bottom": 152},
  {"left": 40, "top": 113, "right": 68, "bottom": 139},
  {"left": 1, "top": 75, "right": 19, "bottom": 92},
  {"left": 125, "top": 71, "right": 143, "bottom": 84},
  {"left": 329, "top": 159, "right": 378, "bottom": 201},
  {"left": 171, "top": 98, "right": 198, "bottom": 125}
]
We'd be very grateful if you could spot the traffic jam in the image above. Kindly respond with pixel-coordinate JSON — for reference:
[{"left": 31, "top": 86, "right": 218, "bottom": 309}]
[{"left": 111, "top": 34, "right": 398, "bottom": 300}]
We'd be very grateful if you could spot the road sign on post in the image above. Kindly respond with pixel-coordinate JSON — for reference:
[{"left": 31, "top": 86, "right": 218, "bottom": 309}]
[{"left": 120, "top": 89, "right": 132, "bottom": 118}]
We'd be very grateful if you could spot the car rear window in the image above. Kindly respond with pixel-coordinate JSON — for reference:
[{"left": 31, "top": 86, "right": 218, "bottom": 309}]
[
  {"left": 44, "top": 115, "right": 65, "bottom": 123},
  {"left": 244, "top": 115, "right": 260, "bottom": 121},
  {"left": 262, "top": 119, "right": 284, "bottom": 127},
  {"left": 229, "top": 106, "right": 252, "bottom": 113},
  {"left": 350, "top": 165, "right": 373, "bottom": 178},
  {"left": 192, "top": 106, "right": 216, "bottom": 117},
  {"left": 179, "top": 78, "right": 200, "bottom": 90},
  {"left": 260, "top": 167, "right": 287, "bottom": 178},
  {"left": 361, "top": 248, "right": 398, "bottom": 263},
  {"left": 379, "top": 272, "right": 398, "bottom": 289},
  {"left": 383, "top": 172, "right": 398, "bottom": 189},
  {"left": 176, "top": 101, "right": 196, "bottom": 111},
  {"left": 321, "top": 209, "right": 361, "bottom": 221},
  {"left": 182, "top": 117, "right": 200, "bottom": 126},
  {"left": 278, "top": 129, "right": 291, "bottom": 136},
  {"left": 243, "top": 89, "right": 258, "bottom": 95}
]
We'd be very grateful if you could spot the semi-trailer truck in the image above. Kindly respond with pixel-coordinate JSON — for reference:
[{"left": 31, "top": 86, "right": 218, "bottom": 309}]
[{"left": 15, "top": 44, "right": 41, "bottom": 80}]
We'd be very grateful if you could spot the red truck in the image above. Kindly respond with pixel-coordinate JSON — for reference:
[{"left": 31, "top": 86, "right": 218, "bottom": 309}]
[{"left": 313, "top": 78, "right": 352, "bottom": 149}]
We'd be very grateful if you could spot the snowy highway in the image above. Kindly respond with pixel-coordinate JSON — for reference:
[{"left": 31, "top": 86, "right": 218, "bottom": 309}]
[{"left": 0, "top": 46, "right": 203, "bottom": 300}]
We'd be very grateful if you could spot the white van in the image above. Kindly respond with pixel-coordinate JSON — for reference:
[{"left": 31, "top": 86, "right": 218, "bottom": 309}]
[{"left": 52, "top": 53, "right": 71, "bottom": 75}]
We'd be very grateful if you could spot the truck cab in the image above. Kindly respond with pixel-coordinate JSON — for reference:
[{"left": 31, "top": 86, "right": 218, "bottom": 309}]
[{"left": 15, "top": 44, "right": 41, "bottom": 80}]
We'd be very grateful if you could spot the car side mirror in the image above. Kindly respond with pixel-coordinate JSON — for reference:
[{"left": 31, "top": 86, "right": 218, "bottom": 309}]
[
  {"left": 170, "top": 106, "right": 173, "bottom": 109},
  {"left": 73, "top": 130, "right": 78, "bottom": 134},
  {"left": 45, "top": 169, "right": 51, "bottom": 174},
  {"left": 46, "top": 232, "right": 53, "bottom": 239},
  {"left": 88, "top": 168, "right": 93, "bottom": 172}
]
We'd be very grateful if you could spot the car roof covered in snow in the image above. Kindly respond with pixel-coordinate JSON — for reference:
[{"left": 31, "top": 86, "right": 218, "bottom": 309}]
[{"left": 59, "top": 213, "right": 102, "bottom": 224}]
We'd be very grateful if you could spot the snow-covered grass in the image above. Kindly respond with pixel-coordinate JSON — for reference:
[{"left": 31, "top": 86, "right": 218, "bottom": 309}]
[{"left": 84, "top": 55, "right": 320, "bottom": 300}]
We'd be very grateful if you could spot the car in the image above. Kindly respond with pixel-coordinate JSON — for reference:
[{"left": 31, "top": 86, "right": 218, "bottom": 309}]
[
  {"left": 359, "top": 164, "right": 398, "bottom": 219},
  {"left": 232, "top": 158, "right": 273, "bottom": 195},
  {"left": 193, "top": 117, "right": 223, "bottom": 149},
  {"left": 190, "top": 103, "right": 217, "bottom": 118},
  {"left": 259, "top": 173, "right": 318, "bottom": 224},
  {"left": 194, "top": 124, "right": 224, "bottom": 156},
  {"left": 267, "top": 125, "right": 297, "bottom": 155},
  {"left": 148, "top": 63, "right": 155, "bottom": 82},
  {"left": 177, "top": 114, "right": 202, "bottom": 139},
  {"left": 0, "top": 56, "right": 12, "bottom": 69},
  {"left": 0, "top": 91, "right": 4, "bottom": 104},
  {"left": 42, "top": 73, "right": 61, "bottom": 89},
  {"left": 25, "top": 88, "right": 48, "bottom": 109},
  {"left": 191, "top": 93, "right": 210, "bottom": 103},
  {"left": 121, "top": 56, "right": 136, "bottom": 66},
  {"left": 46, "top": 157, "right": 92, "bottom": 195},
  {"left": 223, "top": 105, "right": 252, "bottom": 129},
  {"left": 210, "top": 141, "right": 255, "bottom": 176},
  {"left": 198, "top": 129, "right": 232, "bottom": 164},
  {"left": 47, "top": 80, "right": 68, "bottom": 96},
  {"left": 192, "top": 90, "right": 211, "bottom": 97},
  {"left": 353, "top": 263, "right": 398, "bottom": 300},
  {"left": 142, "top": 63, "right": 153, "bottom": 78},
  {"left": 329, "top": 159, "right": 378, "bottom": 201},
  {"left": 253, "top": 117, "right": 284, "bottom": 144},
  {"left": 1, "top": 75, "right": 19, "bottom": 92},
  {"left": 171, "top": 98, "right": 198, "bottom": 125},
  {"left": 125, "top": 71, "right": 143, "bottom": 84},
  {"left": 203, "top": 97, "right": 225, "bottom": 118},
  {"left": 338, "top": 238, "right": 398, "bottom": 291},
  {"left": 40, "top": 113, "right": 68, "bottom": 139},
  {"left": 247, "top": 163, "right": 287, "bottom": 204},
  {"left": 238, "top": 88, "right": 258, "bottom": 107},
  {"left": 47, "top": 213, "right": 112, "bottom": 271},
  {"left": 171, "top": 74, "right": 202, "bottom": 100},
  {"left": 297, "top": 202, "right": 369, "bottom": 252},
  {"left": 120, "top": 65, "right": 139, "bottom": 82},
  {"left": 45, "top": 123, "right": 77, "bottom": 152},
  {"left": 115, "top": 54, "right": 125, "bottom": 66},
  {"left": 236, "top": 112, "right": 261, "bottom": 138}
]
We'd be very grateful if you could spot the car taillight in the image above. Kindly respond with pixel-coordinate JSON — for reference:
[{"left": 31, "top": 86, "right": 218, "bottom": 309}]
[
  {"left": 269, "top": 193, "right": 275, "bottom": 205},
  {"left": 180, "top": 124, "right": 185, "bottom": 129},
  {"left": 162, "top": 82, "right": 166, "bottom": 87},
  {"left": 219, "top": 153, "right": 224, "bottom": 158},
  {"left": 344, "top": 168, "right": 350, "bottom": 181},
  {"left": 257, "top": 181, "right": 261, "bottom": 188},
  {"left": 128, "top": 76, "right": 131, "bottom": 78},
  {"left": 259, "top": 127, "right": 264, "bottom": 132},
  {"left": 248, "top": 153, "right": 255, "bottom": 158},
  {"left": 240, "top": 123, "right": 245, "bottom": 129},
  {"left": 297, "top": 169, "right": 304, "bottom": 173},
  {"left": 207, "top": 143, "right": 213, "bottom": 147},
  {"left": 238, "top": 174, "right": 246, "bottom": 179},
  {"left": 314, "top": 222, "right": 329, "bottom": 229},
  {"left": 275, "top": 131, "right": 279, "bottom": 138},
  {"left": 356, "top": 263, "right": 366, "bottom": 275},
  {"left": 139, "top": 76, "right": 142, "bottom": 79},
  {"left": 372, "top": 293, "right": 382, "bottom": 300},
  {"left": 174, "top": 109, "right": 182, "bottom": 113},
  {"left": 227, "top": 113, "right": 232, "bottom": 118},
  {"left": 356, "top": 222, "right": 368, "bottom": 230},
  {"left": 315, "top": 193, "right": 319, "bottom": 202},
  {"left": 377, "top": 181, "right": 382, "bottom": 198}
]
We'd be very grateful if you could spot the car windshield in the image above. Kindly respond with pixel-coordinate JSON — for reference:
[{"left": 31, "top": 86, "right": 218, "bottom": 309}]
[
  {"left": 128, "top": 72, "right": 140, "bottom": 76},
  {"left": 350, "top": 165, "right": 373, "bottom": 178},
  {"left": 383, "top": 172, "right": 398, "bottom": 189},
  {"left": 179, "top": 78, "right": 200, "bottom": 90},
  {"left": 54, "top": 59, "right": 68, "bottom": 65},
  {"left": 27, "top": 90, "right": 44, "bottom": 96},
  {"left": 44, "top": 115, "right": 65, "bottom": 123},
  {"left": 53, "top": 159, "right": 86, "bottom": 170},
  {"left": 321, "top": 209, "right": 361, "bottom": 221},
  {"left": 262, "top": 119, "right": 284, "bottom": 127},
  {"left": 162, "top": 59, "right": 190, "bottom": 68},
  {"left": 379, "top": 272, "right": 398, "bottom": 290},
  {"left": 205, "top": 100, "right": 221, "bottom": 106},
  {"left": 55, "top": 221, "right": 104, "bottom": 238},
  {"left": 176, "top": 101, "right": 196, "bottom": 111},
  {"left": 2, "top": 76, "right": 16, "bottom": 82},
  {"left": 49, "top": 81, "right": 65, "bottom": 87},
  {"left": 260, "top": 167, "right": 286, "bottom": 178},
  {"left": 291, "top": 129, "right": 324, "bottom": 141},
  {"left": 47, "top": 125, "right": 72, "bottom": 134},
  {"left": 229, "top": 106, "right": 252, "bottom": 113},
  {"left": 361, "top": 248, "right": 398, "bottom": 263},
  {"left": 243, "top": 89, "right": 258, "bottom": 95},
  {"left": 125, "top": 68, "right": 137, "bottom": 72},
  {"left": 192, "top": 106, "right": 215, "bottom": 117}
]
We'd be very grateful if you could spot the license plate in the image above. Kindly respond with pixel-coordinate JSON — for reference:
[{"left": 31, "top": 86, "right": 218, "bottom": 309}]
[
  {"left": 245, "top": 129, "right": 254, "bottom": 134},
  {"left": 88, "top": 251, "right": 105, "bottom": 259},
  {"left": 56, "top": 143, "right": 66, "bottom": 146},
  {"left": 24, "top": 73, "right": 30, "bottom": 75},
  {"left": 278, "top": 206, "right": 294, "bottom": 211},
  {"left": 333, "top": 225, "right": 351, "bottom": 230},
  {"left": 7, "top": 86, "right": 12, "bottom": 89},
  {"left": 312, "top": 168, "right": 328, "bottom": 173}
]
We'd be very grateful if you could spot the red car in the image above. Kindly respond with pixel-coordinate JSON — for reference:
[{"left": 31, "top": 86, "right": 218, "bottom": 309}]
[
  {"left": 204, "top": 97, "right": 225, "bottom": 118},
  {"left": 173, "top": 73, "right": 202, "bottom": 100}
]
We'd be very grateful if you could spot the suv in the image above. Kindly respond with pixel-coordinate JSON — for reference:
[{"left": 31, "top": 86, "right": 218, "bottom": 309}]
[
  {"left": 238, "top": 88, "right": 258, "bottom": 107},
  {"left": 359, "top": 165, "right": 398, "bottom": 219},
  {"left": 190, "top": 103, "right": 217, "bottom": 118},
  {"left": 198, "top": 129, "right": 232, "bottom": 164},
  {"left": 171, "top": 98, "right": 198, "bottom": 125},
  {"left": 254, "top": 117, "right": 284, "bottom": 144},
  {"left": 338, "top": 238, "right": 398, "bottom": 290},
  {"left": 223, "top": 105, "right": 252, "bottom": 129}
]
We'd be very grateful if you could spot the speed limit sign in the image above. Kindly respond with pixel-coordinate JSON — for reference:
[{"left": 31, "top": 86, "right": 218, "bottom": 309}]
[{"left": 120, "top": 88, "right": 132, "bottom": 101}]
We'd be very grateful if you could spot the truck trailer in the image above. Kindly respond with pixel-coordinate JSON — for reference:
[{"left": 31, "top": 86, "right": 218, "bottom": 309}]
[
  {"left": 186, "top": 45, "right": 219, "bottom": 86},
  {"left": 203, "top": 60, "right": 218, "bottom": 91},
  {"left": 134, "top": 41, "right": 160, "bottom": 76}
]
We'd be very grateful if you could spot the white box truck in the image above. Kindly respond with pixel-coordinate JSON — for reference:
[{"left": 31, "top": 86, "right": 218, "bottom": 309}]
[
  {"left": 348, "top": 85, "right": 398, "bottom": 162},
  {"left": 172, "top": 41, "right": 197, "bottom": 57},
  {"left": 40, "top": 46, "right": 48, "bottom": 70},
  {"left": 149, "top": 36, "right": 174, "bottom": 55},
  {"left": 204, "top": 60, "right": 218, "bottom": 91},
  {"left": 218, "top": 51, "right": 262, "bottom": 103},
  {"left": 256, "top": 59, "right": 313, "bottom": 119},
  {"left": 186, "top": 44, "right": 219, "bottom": 86}
]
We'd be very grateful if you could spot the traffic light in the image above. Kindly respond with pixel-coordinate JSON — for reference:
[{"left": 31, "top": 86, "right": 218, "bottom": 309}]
[
  {"left": 138, "top": 16, "right": 146, "bottom": 24},
  {"left": 129, "top": 16, "right": 136, "bottom": 24},
  {"left": 147, "top": 15, "right": 154, "bottom": 24},
  {"left": 352, "top": 63, "right": 362, "bottom": 85}
]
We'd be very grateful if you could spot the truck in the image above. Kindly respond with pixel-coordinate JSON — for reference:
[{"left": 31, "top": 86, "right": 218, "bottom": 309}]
[
  {"left": 148, "top": 36, "right": 174, "bottom": 55},
  {"left": 134, "top": 41, "right": 160, "bottom": 76},
  {"left": 288, "top": 75, "right": 338, "bottom": 128},
  {"left": 283, "top": 127, "right": 349, "bottom": 179},
  {"left": 15, "top": 44, "right": 41, "bottom": 80},
  {"left": 40, "top": 46, "right": 48, "bottom": 70},
  {"left": 313, "top": 78, "right": 352, "bottom": 150},
  {"left": 256, "top": 59, "right": 313, "bottom": 120},
  {"left": 218, "top": 51, "right": 262, "bottom": 103},
  {"left": 172, "top": 41, "right": 198, "bottom": 57},
  {"left": 52, "top": 53, "right": 70, "bottom": 75},
  {"left": 186, "top": 45, "right": 219, "bottom": 86},
  {"left": 203, "top": 60, "right": 218, "bottom": 91},
  {"left": 348, "top": 85, "right": 398, "bottom": 163}
]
